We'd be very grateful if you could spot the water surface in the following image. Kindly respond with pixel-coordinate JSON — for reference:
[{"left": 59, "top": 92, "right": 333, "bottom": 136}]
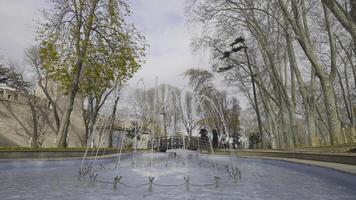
[{"left": 0, "top": 152, "right": 355, "bottom": 200}]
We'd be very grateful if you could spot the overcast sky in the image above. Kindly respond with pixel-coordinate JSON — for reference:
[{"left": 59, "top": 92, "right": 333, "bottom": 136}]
[
  {"left": 127, "top": 0, "right": 211, "bottom": 88},
  {"left": 0, "top": 0, "right": 46, "bottom": 59},
  {"left": 0, "top": 0, "right": 210, "bottom": 88},
  {"left": 0, "top": 0, "right": 247, "bottom": 108}
]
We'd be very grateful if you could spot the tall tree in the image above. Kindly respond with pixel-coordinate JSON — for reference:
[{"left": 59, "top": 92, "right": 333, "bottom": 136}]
[
  {"left": 25, "top": 46, "right": 61, "bottom": 134},
  {"left": 278, "top": 0, "right": 343, "bottom": 144},
  {"left": 178, "top": 91, "right": 197, "bottom": 137},
  {"left": 5, "top": 63, "right": 40, "bottom": 148},
  {"left": 321, "top": 0, "right": 356, "bottom": 44},
  {"left": 38, "top": 0, "right": 145, "bottom": 147},
  {"left": 187, "top": 0, "right": 356, "bottom": 148}
]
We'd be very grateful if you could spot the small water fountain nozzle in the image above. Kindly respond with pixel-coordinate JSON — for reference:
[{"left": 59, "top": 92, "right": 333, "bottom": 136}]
[
  {"left": 184, "top": 176, "right": 190, "bottom": 192},
  {"left": 148, "top": 176, "right": 155, "bottom": 192},
  {"left": 113, "top": 175, "right": 122, "bottom": 190},
  {"left": 214, "top": 176, "right": 220, "bottom": 188}
]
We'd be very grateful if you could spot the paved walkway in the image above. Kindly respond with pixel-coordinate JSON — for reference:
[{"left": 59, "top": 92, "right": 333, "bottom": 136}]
[
  {"left": 213, "top": 149, "right": 356, "bottom": 175},
  {"left": 238, "top": 155, "right": 356, "bottom": 176}
]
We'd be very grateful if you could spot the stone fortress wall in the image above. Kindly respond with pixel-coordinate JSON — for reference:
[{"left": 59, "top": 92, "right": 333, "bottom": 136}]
[
  {"left": 0, "top": 84, "right": 86, "bottom": 147},
  {"left": 0, "top": 84, "right": 141, "bottom": 148}
]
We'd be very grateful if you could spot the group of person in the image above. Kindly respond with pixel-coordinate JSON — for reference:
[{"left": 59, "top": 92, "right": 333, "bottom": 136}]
[{"left": 199, "top": 128, "right": 237, "bottom": 149}]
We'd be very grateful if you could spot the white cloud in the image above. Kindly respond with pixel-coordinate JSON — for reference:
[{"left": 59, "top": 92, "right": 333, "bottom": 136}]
[
  {"left": 126, "top": 0, "right": 210, "bottom": 88},
  {"left": 0, "top": 0, "right": 46, "bottom": 59},
  {"left": 0, "top": 0, "right": 247, "bottom": 109},
  {"left": 0, "top": 0, "right": 208, "bottom": 89}
]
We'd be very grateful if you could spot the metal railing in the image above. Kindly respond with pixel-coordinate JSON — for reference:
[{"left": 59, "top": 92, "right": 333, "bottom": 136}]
[{"left": 148, "top": 136, "right": 210, "bottom": 152}]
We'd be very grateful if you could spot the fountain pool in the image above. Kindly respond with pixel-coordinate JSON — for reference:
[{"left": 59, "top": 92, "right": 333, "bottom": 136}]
[{"left": 0, "top": 151, "right": 356, "bottom": 200}]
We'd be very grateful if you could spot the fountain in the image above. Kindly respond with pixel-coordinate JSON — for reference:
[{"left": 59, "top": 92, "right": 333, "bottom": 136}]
[
  {"left": 1, "top": 81, "right": 356, "bottom": 200},
  {"left": 76, "top": 81, "right": 245, "bottom": 196},
  {"left": 1, "top": 149, "right": 356, "bottom": 199}
]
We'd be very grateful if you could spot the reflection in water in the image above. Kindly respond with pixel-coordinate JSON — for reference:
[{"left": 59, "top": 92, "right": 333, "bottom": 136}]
[{"left": 0, "top": 152, "right": 356, "bottom": 200}]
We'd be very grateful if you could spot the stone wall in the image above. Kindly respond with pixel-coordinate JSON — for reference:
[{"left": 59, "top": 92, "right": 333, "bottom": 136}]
[
  {"left": 234, "top": 150, "right": 356, "bottom": 165},
  {"left": 0, "top": 86, "right": 86, "bottom": 147}
]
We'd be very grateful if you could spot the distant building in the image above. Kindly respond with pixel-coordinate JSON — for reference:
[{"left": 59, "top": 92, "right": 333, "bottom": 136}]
[{"left": 0, "top": 84, "right": 19, "bottom": 101}]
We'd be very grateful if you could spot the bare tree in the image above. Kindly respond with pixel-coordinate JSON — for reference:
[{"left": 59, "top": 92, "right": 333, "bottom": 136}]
[
  {"left": 25, "top": 46, "right": 60, "bottom": 134},
  {"left": 6, "top": 63, "right": 40, "bottom": 148},
  {"left": 178, "top": 91, "right": 197, "bottom": 136},
  {"left": 187, "top": 0, "right": 355, "bottom": 148}
]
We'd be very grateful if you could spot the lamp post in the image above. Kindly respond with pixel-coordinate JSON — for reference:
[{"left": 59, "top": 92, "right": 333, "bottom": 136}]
[{"left": 219, "top": 37, "right": 264, "bottom": 149}]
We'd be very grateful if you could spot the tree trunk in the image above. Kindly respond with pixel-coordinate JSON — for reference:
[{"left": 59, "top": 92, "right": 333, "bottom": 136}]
[
  {"left": 279, "top": 0, "right": 343, "bottom": 145},
  {"left": 320, "top": 79, "right": 343, "bottom": 144},
  {"left": 286, "top": 104, "right": 297, "bottom": 148},
  {"left": 57, "top": 56, "right": 84, "bottom": 148},
  {"left": 57, "top": 91, "right": 78, "bottom": 147},
  {"left": 57, "top": 63, "right": 83, "bottom": 148},
  {"left": 57, "top": 1, "right": 98, "bottom": 148},
  {"left": 309, "top": 68, "right": 318, "bottom": 146},
  {"left": 108, "top": 94, "right": 120, "bottom": 148},
  {"left": 86, "top": 112, "right": 99, "bottom": 146},
  {"left": 245, "top": 48, "right": 264, "bottom": 148},
  {"left": 29, "top": 103, "right": 39, "bottom": 148},
  {"left": 261, "top": 90, "right": 278, "bottom": 149},
  {"left": 279, "top": 106, "right": 289, "bottom": 149},
  {"left": 285, "top": 22, "right": 318, "bottom": 146},
  {"left": 37, "top": 80, "right": 60, "bottom": 131},
  {"left": 321, "top": 0, "right": 356, "bottom": 42}
]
